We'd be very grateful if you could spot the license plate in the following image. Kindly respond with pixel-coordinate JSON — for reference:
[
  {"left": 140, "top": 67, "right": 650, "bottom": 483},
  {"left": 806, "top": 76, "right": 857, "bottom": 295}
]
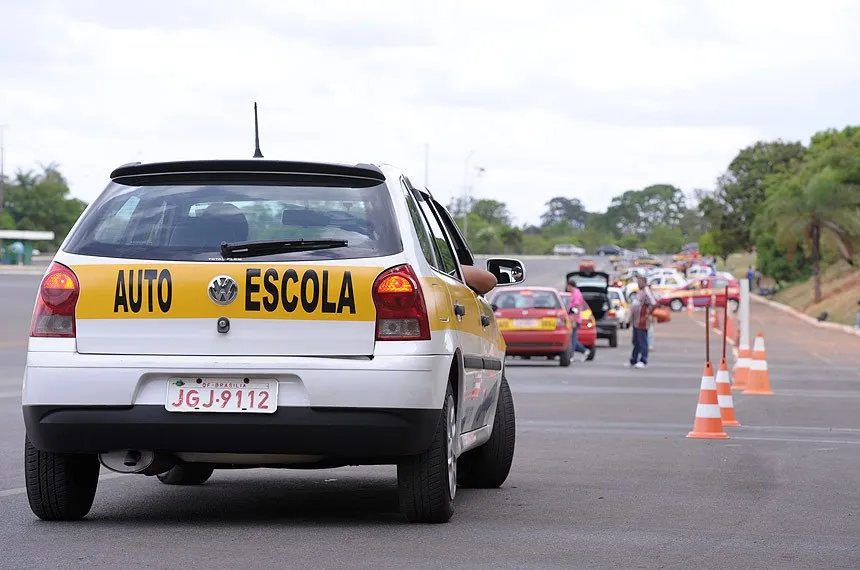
[
  {"left": 513, "top": 318, "right": 539, "bottom": 328},
  {"left": 165, "top": 378, "right": 278, "bottom": 413}
]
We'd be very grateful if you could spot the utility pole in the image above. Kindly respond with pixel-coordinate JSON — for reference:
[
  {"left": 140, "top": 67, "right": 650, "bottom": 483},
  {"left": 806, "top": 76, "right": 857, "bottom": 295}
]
[
  {"left": 0, "top": 124, "right": 6, "bottom": 214},
  {"left": 462, "top": 150, "right": 475, "bottom": 238}
]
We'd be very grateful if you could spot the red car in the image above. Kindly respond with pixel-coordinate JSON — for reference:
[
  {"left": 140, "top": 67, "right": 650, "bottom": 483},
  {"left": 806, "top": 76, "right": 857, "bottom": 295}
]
[
  {"left": 491, "top": 286, "right": 574, "bottom": 367},
  {"left": 657, "top": 276, "right": 740, "bottom": 312},
  {"left": 559, "top": 291, "right": 597, "bottom": 360}
]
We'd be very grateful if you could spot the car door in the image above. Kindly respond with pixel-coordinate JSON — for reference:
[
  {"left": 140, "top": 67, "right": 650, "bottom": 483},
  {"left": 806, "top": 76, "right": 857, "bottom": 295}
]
[
  {"left": 408, "top": 186, "right": 486, "bottom": 433},
  {"left": 428, "top": 196, "right": 502, "bottom": 433}
]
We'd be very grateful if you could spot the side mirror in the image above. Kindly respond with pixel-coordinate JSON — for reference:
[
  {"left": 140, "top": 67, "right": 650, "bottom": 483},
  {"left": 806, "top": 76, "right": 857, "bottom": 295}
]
[{"left": 486, "top": 257, "right": 526, "bottom": 286}]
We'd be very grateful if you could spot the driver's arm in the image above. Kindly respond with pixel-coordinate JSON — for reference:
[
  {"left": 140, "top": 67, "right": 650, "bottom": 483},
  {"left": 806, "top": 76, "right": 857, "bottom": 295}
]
[{"left": 461, "top": 265, "right": 498, "bottom": 296}]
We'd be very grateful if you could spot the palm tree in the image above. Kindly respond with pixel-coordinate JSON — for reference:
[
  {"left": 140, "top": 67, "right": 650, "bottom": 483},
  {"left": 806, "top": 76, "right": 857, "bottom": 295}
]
[{"left": 762, "top": 166, "right": 860, "bottom": 303}]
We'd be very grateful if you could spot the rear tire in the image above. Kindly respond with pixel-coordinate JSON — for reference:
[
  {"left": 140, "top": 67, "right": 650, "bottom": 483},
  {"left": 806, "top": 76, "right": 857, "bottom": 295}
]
[
  {"left": 157, "top": 464, "right": 214, "bottom": 486},
  {"left": 609, "top": 332, "right": 618, "bottom": 348},
  {"left": 397, "top": 383, "right": 457, "bottom": 523},
  {"left": 24, "top": 436, "right": 100, "bottom": 521},
  {"left": 559, "top": 349, "right": 571, "bottom": 367},
  {"left": 458, "top": 374, "right": 516, "bottom": 489},
  {"left": 729, "top": 299, "right": 740, "bottom": 313}
]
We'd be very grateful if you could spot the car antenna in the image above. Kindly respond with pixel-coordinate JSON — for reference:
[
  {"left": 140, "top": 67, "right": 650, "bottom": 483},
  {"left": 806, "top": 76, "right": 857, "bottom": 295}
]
[{"left": 253, "top": 102, "right": 264, "bottom": 158}]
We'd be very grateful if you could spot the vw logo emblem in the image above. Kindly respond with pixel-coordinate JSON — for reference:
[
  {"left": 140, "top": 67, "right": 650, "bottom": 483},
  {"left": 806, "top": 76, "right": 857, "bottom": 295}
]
[{"left": 208, "top": 275, "right": 238, "bottom": 306}]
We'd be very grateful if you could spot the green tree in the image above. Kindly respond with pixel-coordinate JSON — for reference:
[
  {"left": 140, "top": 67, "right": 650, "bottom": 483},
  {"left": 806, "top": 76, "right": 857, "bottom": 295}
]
[
  {"left": 603, "top": 184, "right": 688, "bottom": 237},
  {"left": 470, "top": 199, "right": 511, "bottom": 226},
  {"left": 708, "top": 141, "right": 807, "bottom": 253},
  {"left": 761, "top": 165, "right": 860, "bottom": 302},
  {"left": 754, "top": 232, "right": 810, "bottom": 286},
  {"left": 540, "top": 197, "right": 588, "bottom": 229},
  {"left": 3, "top": 164, "right": 87, "bottom": 248},
  {"left": 644, "top": 226, "right": 685, "bottom": 254}
]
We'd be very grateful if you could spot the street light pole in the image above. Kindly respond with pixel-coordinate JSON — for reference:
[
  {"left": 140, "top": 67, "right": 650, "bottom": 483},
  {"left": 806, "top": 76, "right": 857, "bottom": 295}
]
[{"left": 462, "top": 150, "right": 475, "bottom": 238}]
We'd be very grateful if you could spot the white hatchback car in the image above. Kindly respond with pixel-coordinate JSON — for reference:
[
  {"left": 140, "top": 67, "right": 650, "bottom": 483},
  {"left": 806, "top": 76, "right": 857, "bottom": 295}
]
[{"left": 22, "top": 158, "right": 524, "bottom": 524}]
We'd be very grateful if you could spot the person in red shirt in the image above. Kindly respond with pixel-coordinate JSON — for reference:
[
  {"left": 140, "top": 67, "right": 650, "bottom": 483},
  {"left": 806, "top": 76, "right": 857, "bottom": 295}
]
[{"left": 627, "top": 275, "right": 657, "bottom": 369}]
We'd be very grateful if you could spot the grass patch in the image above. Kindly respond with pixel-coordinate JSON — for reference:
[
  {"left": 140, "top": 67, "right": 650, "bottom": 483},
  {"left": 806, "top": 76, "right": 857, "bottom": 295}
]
[
  {"left": 717, "top": 253, "right": 756, "bottom": 278},
  {"left": 773, "top": 261, "right": 860, "bottom": 326},
  {"left": 716, "top": 253, "right": 859, "bottom": 326}
]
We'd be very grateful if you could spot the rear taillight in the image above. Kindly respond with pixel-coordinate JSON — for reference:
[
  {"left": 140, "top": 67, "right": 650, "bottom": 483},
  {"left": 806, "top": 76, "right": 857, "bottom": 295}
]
[
  {"left": 30, "top": 262, "right": 79, "bottom": 338},
  {"left": 371, "top": 264, "right": 431, "bottom": 341},
  {"left": 608, "top": 309, "right": 617, "bottom": 319},
  {"left": 556, "top": 311, "right": 569, "bottom": 329}
]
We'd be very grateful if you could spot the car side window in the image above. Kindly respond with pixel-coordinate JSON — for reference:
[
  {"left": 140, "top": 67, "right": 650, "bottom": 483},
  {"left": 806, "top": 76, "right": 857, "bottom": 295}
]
[
  {"left": 400, "top": 180, "right": 437, "bottom": 267},
  {"left": 430, "top": 198, "right": 475, "bottom": 267},
  {"left": 412, "top": 190, "right": 461, "bottom": 279}
]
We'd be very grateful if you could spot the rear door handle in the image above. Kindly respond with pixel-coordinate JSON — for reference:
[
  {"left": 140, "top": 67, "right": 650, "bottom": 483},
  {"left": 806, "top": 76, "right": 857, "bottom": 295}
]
[
  {"left": 453, "top": 303, "right": 466, "bottom": 317},
  {"left": 481, "top": 314, "right": 491, "bottom": 327}
]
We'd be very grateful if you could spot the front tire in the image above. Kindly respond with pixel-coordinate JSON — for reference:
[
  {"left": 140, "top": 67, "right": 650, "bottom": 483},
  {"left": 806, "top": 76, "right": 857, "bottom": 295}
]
[
  {"left": 609, "top": 331, "right": 618, "bottom": 348},
  {"left": 157, "top": 464, "right": 214, "bottom": 486},
  {"left": 397, "top": 383, "right": 457, "bottom": 523},
  {"left": 670, "top": 299, "right": 684, "bottom": 312},
  {"left": 458, "top": 374, "right": 516, "bottom": 489},
  {"left": 25, "top": 436, "right": 100, "bottom": 521}
]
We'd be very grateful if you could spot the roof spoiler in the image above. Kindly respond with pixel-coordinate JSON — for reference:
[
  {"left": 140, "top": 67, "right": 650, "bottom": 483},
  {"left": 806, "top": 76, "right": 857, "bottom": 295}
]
[{"left": 109, "top": 160, "right": 386, "bottom": 187}]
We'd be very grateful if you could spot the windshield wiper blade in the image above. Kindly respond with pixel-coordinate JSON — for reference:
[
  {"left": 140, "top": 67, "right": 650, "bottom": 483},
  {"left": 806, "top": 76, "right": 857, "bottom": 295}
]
[{"left": 220, "top": 239, "right": 348, "bottom": 258}]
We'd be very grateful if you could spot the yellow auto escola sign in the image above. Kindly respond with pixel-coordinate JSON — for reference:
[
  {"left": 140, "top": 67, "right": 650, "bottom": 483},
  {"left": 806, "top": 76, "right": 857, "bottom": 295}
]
[{"left": 71, "top": 263, "right": 383, "bottom": 321}]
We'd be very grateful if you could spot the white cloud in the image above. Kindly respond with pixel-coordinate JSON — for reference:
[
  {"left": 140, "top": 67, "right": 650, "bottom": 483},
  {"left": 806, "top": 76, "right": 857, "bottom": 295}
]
[{"left": 2, "top": 0, "right": 859, "bottom": 226}]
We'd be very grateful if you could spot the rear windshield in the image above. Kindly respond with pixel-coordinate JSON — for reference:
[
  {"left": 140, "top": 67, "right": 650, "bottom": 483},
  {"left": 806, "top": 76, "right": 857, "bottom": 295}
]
[
  {"left": 493, "top": 290, "right": 562, "bottom": 310},
  {"left": 64, "top": 182, "right": 402, "bottom": 261}
]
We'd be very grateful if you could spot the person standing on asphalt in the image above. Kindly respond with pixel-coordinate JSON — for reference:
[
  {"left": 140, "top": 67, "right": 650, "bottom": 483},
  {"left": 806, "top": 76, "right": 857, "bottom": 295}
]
[
  {"left": 566, "top": 279, "right": 592, "bottom": 361},
  {"left": 627, "top": 274, "right": 657, "bottom": 369}
]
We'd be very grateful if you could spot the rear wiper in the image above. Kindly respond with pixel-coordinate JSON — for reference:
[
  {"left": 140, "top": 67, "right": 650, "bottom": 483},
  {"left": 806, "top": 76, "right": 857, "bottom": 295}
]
[{"left": 220, "top": 239, "right": 348, "bottom": 259}]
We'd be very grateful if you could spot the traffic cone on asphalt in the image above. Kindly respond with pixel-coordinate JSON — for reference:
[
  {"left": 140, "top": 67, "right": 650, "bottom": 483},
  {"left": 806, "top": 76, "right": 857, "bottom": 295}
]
[
  {"left": 687, "top": 362, "right": 730, "bottom": 439},
  {"left": 725, "top": 313, "right": 736, "bottom": 341},
  {"left": 743, "top": 332, "right": 773, "bottom": 395},
  {"left": 732, "top": 341, "right": 751, "bottom": 391},
  {"left": 715, "top": 358, "right": 741, "bottom": 427}
]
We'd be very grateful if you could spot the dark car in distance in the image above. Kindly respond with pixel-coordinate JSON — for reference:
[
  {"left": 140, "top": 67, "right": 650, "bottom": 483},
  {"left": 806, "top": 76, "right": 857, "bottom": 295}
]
[
  {"left": 594, "top": 244, "right": 623, "bottom": 256},
  {"left": 566, "top": 270, "right": 619, "bottom": 348}
]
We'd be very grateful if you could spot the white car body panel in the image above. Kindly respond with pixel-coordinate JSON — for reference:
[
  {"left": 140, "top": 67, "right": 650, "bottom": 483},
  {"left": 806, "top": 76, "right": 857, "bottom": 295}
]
[{"left": 23, "top": 162, "right": 514, "bottom": 463}]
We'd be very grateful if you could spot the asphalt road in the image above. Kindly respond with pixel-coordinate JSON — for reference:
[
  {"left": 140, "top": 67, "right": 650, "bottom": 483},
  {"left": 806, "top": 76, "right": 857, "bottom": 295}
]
[{"left": 1, "top": 259, "right": 859, "bottom": 569}]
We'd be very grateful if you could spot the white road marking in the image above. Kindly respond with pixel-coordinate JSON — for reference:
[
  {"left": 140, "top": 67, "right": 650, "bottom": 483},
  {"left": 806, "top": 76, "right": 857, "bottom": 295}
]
[{"left": 811, "top": 351, "right": 835, "bottom": 366}]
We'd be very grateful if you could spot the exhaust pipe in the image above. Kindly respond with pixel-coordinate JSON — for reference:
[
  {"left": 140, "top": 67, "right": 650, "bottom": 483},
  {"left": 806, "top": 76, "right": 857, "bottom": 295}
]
[{"left": 99, "top": 450, "right": 175, "bottom": 475}]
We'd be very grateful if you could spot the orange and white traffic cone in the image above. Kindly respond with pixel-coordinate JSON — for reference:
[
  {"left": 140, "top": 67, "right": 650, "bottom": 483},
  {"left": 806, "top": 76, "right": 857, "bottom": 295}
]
[
  {"left": 687, "top": 297, "right": 694, "bottom": 315},
  {"left": 725, "top": 316, "right": 736, "bottom": 345},
  {"left": 732, "top": 339, "right": 751, "bottom": 392},
  {"left": 715, "top": 358, "right": 740, "bottom": 427},
  {"left": 687, "top": 362, "right": 730, "bottom": 439},
  {"left": 743, "top": 331, "right": 773, "bottom": 395}
]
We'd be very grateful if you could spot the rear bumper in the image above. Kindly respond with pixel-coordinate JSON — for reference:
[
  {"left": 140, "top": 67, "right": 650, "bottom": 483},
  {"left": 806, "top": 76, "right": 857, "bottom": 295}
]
[
  {"left": 23, "top": 404, "right": 440, "bottom": 459},
  {"left": 501, "top": 329, "right": 570, "bottom": 355},
  {"left": 596, "top": 320, "right": 618, "bottom": 338},
  {"left": 577, "top": 326, "right": 597, "bottom": 347}
]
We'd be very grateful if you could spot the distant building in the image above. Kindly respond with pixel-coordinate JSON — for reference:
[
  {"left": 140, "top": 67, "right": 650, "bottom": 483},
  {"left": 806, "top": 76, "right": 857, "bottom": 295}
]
[{"left": 0, "top": 230, "right": 54, "bottom": 265}]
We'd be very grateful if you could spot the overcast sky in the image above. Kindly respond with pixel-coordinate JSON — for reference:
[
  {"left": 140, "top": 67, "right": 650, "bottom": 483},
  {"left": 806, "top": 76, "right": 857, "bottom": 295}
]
[{"left": 2, "top": 0, "right": 858, "bottom": 226}]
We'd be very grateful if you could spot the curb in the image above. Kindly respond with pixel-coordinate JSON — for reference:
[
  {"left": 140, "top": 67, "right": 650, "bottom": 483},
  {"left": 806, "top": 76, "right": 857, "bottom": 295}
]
[
  {"left": 0, "top": 267, "right": 47, "bottom": 276},
  {"left": 751, "top": 293, "right": 860, "bottom": 338}
]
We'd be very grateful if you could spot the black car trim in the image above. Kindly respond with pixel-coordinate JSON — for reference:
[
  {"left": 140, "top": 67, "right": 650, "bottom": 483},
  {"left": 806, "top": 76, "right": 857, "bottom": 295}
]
[
  {"left": 463, "top": 355, "right": 503, "bottom": 371},
  {"left": 24, "top": 405, "right": 439, "bottom": 459}
]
